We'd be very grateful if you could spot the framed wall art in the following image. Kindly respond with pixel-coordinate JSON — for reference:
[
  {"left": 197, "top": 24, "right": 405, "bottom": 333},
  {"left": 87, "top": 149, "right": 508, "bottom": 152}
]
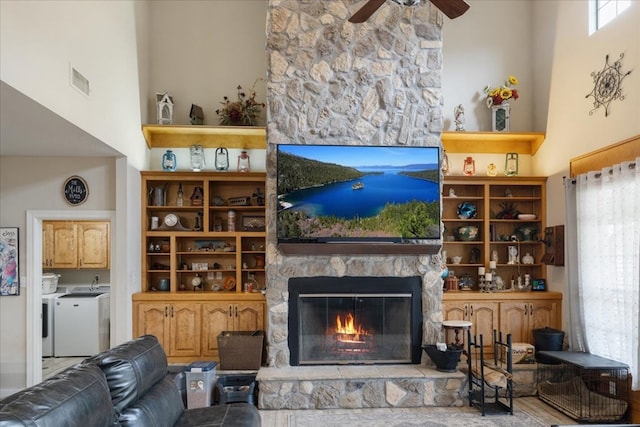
[{"left": 0, "top": 227, "right": 20, "bottom": 296}]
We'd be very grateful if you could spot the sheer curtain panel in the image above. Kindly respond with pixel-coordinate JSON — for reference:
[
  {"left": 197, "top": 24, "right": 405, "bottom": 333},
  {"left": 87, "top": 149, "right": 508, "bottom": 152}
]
[{"left": 567, "top": 158, "right": 639, "bottom": 390}]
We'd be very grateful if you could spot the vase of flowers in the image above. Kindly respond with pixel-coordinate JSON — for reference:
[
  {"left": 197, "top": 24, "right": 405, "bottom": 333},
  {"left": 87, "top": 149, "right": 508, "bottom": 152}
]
[
  {"left": 216, "top": 79, "right": 265, "bottom": 126},
  {"left": 483, "top": 75, "right": 519, "bottom": 132}
]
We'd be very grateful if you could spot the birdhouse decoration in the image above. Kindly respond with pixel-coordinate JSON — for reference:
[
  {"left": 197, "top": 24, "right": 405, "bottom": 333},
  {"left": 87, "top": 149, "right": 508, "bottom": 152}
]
[
  {"left": 190, "top": 104, "right": 204, "bottom": 125},
  {"left": 156, "top": 92, "right": 174, "bottom": 125}
]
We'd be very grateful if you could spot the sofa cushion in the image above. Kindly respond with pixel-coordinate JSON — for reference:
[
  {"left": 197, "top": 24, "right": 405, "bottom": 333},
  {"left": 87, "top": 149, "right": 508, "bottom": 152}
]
[
  {"left": 174, "top": 403, "right": 261, "bottom": 427},
  {"left": 118, "top": 376, "right": 184, "bottom": 427},
  {"left": 87, "top": 334, "right": 168, "bottom": 413},
  {"left": 0, "top": 363, "right": 117, "bottom": 427}
]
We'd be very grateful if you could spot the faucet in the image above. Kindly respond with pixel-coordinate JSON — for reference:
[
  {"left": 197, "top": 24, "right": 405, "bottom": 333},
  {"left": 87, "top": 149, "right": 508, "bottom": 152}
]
[{"left": 90, "top": 275, "right": 99, "bottom": 291}]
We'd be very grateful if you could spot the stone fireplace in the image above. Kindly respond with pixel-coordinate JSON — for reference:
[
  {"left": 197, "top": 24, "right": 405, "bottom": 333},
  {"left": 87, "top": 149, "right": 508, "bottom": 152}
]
[
  {"left": 263, "top": 0, "right": 445, "bottom": 370},
  {"left": 288, "top": 276, "right": 423, "bottom": 365}
]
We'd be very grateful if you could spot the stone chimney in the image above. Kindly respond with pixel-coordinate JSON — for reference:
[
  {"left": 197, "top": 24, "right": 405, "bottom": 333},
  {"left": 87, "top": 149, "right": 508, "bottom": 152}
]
[{"left": 263, "top": 0, "right": 444, "bottom": 367}]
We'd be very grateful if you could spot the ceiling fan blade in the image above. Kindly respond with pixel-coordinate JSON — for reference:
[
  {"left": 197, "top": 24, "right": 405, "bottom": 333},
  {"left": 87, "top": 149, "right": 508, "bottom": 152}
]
[
  {"left": 429, "top": 0, "right": 470, "bottom": 19},
  {"left": 348, "top": 0, "right": 388, "bottom": 23}
]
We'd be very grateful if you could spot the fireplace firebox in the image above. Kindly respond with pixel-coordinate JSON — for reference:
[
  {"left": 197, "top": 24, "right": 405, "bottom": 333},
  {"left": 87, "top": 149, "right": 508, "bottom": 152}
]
[{"left": 288, "top": 276, "right": 423, "bottom": 365}]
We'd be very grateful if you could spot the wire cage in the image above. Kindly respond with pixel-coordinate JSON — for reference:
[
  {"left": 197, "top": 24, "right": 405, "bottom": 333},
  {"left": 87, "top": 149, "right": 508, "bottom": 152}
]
[{"left": 537, "top": 354, "right": 630, "bottom": 422}]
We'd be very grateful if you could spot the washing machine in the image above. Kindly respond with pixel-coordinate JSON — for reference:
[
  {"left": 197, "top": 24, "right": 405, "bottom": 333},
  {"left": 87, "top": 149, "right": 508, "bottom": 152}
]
[{"left": 42, "top": 292, "right": 66, "bottom": 357}]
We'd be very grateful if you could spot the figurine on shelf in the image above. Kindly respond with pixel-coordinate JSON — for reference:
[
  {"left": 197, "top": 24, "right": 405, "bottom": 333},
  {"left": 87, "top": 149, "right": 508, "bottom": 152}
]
[
  {"left": 190, "top": 186, "right": 204, "bottom": 206},
  {"left": 454, "top": 104, "right": 465, "bottom": 131},
  {"left": 237, "top": 150, "right": 251, "bottom": 172}
]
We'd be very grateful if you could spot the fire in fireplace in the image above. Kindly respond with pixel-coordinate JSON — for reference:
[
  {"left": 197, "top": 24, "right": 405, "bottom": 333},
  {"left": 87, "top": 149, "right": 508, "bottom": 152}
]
[
  {"left": 332, "top": 311, "right": 373, "bottom": 353},
  {"left": 288, "top": 276, "right": 423, "bottom": 365}
]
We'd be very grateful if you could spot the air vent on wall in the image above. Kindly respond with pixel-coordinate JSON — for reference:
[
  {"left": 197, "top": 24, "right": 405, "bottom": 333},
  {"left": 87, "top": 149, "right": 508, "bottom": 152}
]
[{"left": 70, "top": 65, "right": 90, "bottom": 96}]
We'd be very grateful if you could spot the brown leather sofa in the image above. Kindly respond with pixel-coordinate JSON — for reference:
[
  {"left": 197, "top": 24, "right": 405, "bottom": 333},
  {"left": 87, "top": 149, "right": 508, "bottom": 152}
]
[{"left": 0, "top": 335, "right": 261, "bottom": 426}]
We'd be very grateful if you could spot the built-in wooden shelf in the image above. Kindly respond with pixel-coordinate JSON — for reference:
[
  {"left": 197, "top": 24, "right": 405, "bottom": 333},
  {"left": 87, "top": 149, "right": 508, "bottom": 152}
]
[
  {"left": 442, "top": 132, "right": 546, "bottom": 155},
  {"left": 142, "top": 125, "right": 266, "bottom": 149}
]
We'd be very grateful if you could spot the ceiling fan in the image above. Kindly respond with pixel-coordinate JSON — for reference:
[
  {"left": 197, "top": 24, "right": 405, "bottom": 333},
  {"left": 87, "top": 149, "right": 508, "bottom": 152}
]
[{"left": 348, "top": 0, "right": 470, "bottom": 23}]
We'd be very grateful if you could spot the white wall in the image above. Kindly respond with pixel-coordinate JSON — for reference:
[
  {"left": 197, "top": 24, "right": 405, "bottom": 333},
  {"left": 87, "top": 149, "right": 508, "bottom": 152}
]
[
  {"left": 0, "top": 157, "right": 115, "bottom": 394},
  {"left": 148, "top": 0, "right": 268, "bottom": 126},
  {"left": 0, "top": 0, "right": 148, "bottom": 168},
  {"left": 532, "top": 1, "right": 639, "bottom": 334},
  {"left": 442, "top": 0, "right": 535, "bottom": 133}
]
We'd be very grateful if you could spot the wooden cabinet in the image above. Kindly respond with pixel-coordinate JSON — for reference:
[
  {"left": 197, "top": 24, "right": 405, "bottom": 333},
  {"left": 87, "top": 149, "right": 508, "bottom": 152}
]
[
  {"left": 135, "top": 301, "right": 202, "bottom": 357},
  {"left": 442, "top": 300, "right": 498, "bottom": 352},
  {"left": 500, "top": 299, "right": 560, "bottom": 344},
  {"left": 442, "top": 176, "right": 547, "bottom": 289},
  {"left": 42, "top": 221, "right": 110, "bottom": 269},
  {"left": 137, "top": 128, "right": 268, "bottom": 364},
  {"left": 133, "top": 293, "right": 265, "bottom": 363},
  {"left": 442, "top": 292, "right": 562, "bottom": 349},
  {"left": 141, "top": 171, "right": 266, "bottom": 294},
  {"left": 201, "top": 300, "right": 265, "bottom": 358}
]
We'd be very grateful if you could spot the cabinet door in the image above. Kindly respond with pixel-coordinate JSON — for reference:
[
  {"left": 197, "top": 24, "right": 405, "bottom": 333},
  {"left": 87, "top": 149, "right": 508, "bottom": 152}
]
[
  {"left": 78, "top": 222, "right": 110, "bottom": 269},
  {"left": 135, "top": 302, "right": 170, "bottom": 351},
  {"left": 168, "top": 303, "right": 202, "bottom": 357},
  {"left": 42, "top": 223, "right": 53, "bottom": 268},
  {"left": 469, "top": 302, "right": 499, "bottom": 353},
  {"left": 529, "top": 300, "right": 560, "bottom": 338},
  {"left": 201, "top": 302, "right": 233, "bottom": 356},
  {"left": 499, "top": 302, "right": 529, "bottom": 343},
  {"left": 48, "top": 222, "right": 78, "bottom": 268},
  {"left": 234, "top": 302, "right": 265, "bottom": 331}
]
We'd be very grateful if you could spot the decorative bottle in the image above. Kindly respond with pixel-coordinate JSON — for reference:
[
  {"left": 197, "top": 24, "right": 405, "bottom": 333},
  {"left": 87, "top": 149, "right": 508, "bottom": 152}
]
[{"left": 176, "top": 183, "right": 184, "bottom": 207}]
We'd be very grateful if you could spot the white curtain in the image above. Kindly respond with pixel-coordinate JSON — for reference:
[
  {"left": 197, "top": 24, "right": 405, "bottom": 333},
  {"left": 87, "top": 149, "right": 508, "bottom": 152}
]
[{"left": 565, "top": 158, "right": 640, "bottom": 390}]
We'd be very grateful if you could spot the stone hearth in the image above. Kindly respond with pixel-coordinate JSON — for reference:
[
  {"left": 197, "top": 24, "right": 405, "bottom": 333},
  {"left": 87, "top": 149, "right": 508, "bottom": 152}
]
[{"left": 257, "top": 365, "right": 465, "bottom": 410}]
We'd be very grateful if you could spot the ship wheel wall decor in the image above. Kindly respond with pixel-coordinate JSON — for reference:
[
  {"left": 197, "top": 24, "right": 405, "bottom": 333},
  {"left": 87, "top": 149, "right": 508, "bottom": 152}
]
[{"left": 585, "top": 53, "right": 632, "bottom": 117}]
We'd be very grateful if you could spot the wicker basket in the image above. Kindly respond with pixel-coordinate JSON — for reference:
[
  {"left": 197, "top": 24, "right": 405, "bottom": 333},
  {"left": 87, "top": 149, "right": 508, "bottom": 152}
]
[{"left": 217, "top": 331, "right": 263, "bottom": 370}]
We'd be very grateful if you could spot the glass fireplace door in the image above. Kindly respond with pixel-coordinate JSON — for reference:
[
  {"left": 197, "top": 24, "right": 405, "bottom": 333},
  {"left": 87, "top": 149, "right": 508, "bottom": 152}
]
[{"left": 296, "top": 293, "right": 412, "bottom": 365}]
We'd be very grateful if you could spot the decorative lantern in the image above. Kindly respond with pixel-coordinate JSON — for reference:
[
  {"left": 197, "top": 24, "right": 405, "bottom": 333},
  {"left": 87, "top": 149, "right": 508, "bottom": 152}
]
[
  {"left": 505, "top": 153, "right": 519, "bottom": 176},
  {"left": 156, "top": 92, "right": 174, "bottom": 125},
  {"left": 162, "top": 150, "right": 176, "bottom": 171},
  {"left": 215, "top": 147, "right": 229, "bottom": 171},
  {"left": 190, "top": 145, "right": 205, "bottom": 172},
  {"left": 463, "top": 157, "right": 475, "bottom": 176},
  {"left": 441, "top": 150, "right": 450, "bottom": 175},
  {"left": 237, "top": 150, "right": 251, "bottom": 172}
]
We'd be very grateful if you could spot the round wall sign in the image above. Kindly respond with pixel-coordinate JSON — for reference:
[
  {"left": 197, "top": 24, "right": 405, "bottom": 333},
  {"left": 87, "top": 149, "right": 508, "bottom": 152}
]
[{"left": 63, "top": 175, "right": 89, "bottom": 206}]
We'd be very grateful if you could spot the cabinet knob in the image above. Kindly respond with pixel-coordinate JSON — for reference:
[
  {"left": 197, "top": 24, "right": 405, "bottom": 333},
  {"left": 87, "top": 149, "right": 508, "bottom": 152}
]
[
  {"left": 164, "top": 306, "right": 168, "bottom": 317},
  {"left": 229, "top": 305, "right": 233, "bottom": 318}
]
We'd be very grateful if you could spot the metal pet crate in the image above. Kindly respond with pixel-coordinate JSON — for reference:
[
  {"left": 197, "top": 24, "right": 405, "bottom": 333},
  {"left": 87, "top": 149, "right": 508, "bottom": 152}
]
[{"left": 537, "top": 351, "right": 630, "bottom": 423}]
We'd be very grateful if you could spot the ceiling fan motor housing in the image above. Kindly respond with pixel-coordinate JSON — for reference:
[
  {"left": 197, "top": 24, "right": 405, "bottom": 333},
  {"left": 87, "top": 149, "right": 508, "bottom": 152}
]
[{"left": 391, "top": 0, "right": 421, "bottom": 5}]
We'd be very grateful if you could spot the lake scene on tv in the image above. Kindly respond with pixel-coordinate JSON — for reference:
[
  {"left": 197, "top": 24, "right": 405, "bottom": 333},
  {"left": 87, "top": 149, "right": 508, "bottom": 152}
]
[{"left": 277, "top": 145, "right": 440, "bottom": 242}]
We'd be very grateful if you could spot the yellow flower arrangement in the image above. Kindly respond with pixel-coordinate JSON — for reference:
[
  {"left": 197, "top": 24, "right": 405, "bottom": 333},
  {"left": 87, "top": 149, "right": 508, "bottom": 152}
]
[
  {"left": 216, "top": 78, "right": 265, "bottom": 126},
  {"left": 483, "top": 75, "right": 519, "bottom": 107}
]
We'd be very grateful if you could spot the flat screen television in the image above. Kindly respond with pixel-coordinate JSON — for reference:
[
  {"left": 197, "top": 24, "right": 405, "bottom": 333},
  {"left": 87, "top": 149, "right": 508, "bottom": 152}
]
[{"left": 277, "top": 144, "right": 441, "bottom": 246}]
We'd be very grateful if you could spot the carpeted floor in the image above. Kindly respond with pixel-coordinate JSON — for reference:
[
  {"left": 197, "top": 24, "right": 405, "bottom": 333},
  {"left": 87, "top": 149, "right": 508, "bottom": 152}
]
[{"left": 287, "top": 407, "right": 547, "bottom": 427}]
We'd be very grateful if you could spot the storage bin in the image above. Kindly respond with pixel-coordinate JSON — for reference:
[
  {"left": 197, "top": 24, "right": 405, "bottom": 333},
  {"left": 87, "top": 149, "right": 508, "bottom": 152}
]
[
  {"left": 532, "top": 327, "right": 564, "bottom": 364},
  {"left": 185, "top": 361, "right": 217, "bottom": 409},
  {"left": 215, "top": 374, "right": 257, "bottom": 405},
  {"left": 42, "top": 273, "right": 60, "bottom": 294},
  {"left": 217, "top": 331, "right": 263, "bottom": 370}
]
